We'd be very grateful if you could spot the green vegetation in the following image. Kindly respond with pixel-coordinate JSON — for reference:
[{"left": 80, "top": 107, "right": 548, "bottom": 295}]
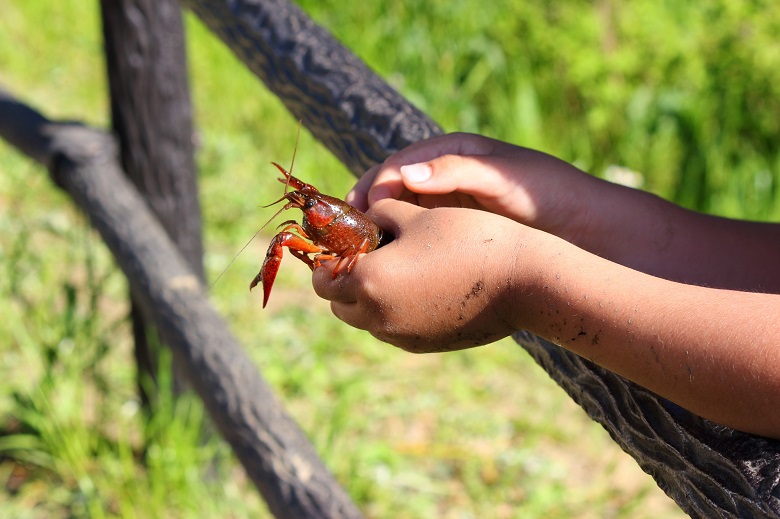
[{"left": 2, "top": 0, "right": 777, "bottom": 517}]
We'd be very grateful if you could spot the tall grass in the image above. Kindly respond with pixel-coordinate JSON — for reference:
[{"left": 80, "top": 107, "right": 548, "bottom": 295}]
[
  {"left": 299, "top": 0, "right": 780, "bottom": 219},
  {"left": 2, "top": 0, "right": 777, "bottom": 517}
]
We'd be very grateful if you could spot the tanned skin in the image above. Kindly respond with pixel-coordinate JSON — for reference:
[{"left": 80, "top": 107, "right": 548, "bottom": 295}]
[{"left": 312, "top": 133, "right": 780, "bottom": 439}]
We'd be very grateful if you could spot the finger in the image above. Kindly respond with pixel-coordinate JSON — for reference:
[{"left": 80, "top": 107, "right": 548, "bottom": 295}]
[
  {"left": 383, "top": 132, "right": 498, "bottom": 166},
  {"left": 328, "top": 300, "right": 371, "bottom": 332},
  {"left": 346, "top": 163, "right": 380, "bottom": 212},
  {"left": 400, "top": 154, "right": 515, "bottom": 202},
  {"left": 311, "top": 258, "right": 358, "bottom": 303},
  {"left": 365, "top": 198, "right": 425, "bottom": 236},
  {"left": 363, "top": 133, "right": 500, "bottom": 208},
  {"left": 366, "top": 164, "right": 406, "bottom": 207}
]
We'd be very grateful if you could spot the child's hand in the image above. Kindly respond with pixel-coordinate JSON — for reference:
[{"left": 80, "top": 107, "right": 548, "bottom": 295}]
[
  {"left": 349, "top": 132, "right": 772, "bottom": 291},
  {"left": 312, "top": 198, "right": 549, "bottom": 353},
  {"left": 317, "top": 133, "right": 780, "bottom": 439},
  {"left": 347, "top": 133, "right": 605, "bottom": 246}
]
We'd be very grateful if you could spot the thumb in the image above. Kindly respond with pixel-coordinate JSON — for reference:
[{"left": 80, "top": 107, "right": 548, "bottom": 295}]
[{"left": 399, "top": 154, "right": 510, "bottom": 201}]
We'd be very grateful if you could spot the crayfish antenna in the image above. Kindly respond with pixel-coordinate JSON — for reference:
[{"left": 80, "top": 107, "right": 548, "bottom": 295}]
[
  {"left": 258, "top": 201, "right": 294, "bottom": 228},
  {"left": 210, "top": 121, "right": 302, "bottom": 291},
  {"left": 208, "top": 227, "right": 264, "bottom": 290},
  {"left": 260, "top": 194, "right": 289, "bottom": 209},
  {"left": 284, "top": 120, "right": 302, "bottom": 194},
  {"left": 208, "top": 200, "right": 293, "bottom": 289}
]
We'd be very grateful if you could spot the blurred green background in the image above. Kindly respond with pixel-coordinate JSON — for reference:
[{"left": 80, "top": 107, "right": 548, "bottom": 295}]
[{"left": 2, "top": 0, "right": 777, "bottom": 517}]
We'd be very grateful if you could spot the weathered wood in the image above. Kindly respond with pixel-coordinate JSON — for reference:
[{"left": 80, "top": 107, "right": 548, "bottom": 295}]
[
  {"left": 0, "top": 87, "right": 364, "bottom": 519},
  {"left": 101, "top": 0, "right": 204, "bottom": 273},
  {"left": 515, "top": 331, "right": 780, "bottom": 518},
  {"left": 101, "top": 0, "right": 205, "bottom": 399},
  {"left": 180, "top": 0, "right": 443, "bottom": 176},
  {"left": 176, "top": 1, "right": 780, "bottom": 516}
]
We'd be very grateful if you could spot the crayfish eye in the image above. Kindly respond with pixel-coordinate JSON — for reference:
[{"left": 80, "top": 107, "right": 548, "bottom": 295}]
[{"left": 304, "top": 198, "right": 317, "bottom": 209}]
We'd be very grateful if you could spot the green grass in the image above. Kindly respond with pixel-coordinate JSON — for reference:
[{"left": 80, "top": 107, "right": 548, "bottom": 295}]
[{"left": 3, "top": 0, "right": 778, "bottom": 517}]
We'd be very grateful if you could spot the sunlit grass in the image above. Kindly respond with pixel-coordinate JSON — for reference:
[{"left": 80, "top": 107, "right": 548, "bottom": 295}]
[{"left": 3, "top": 0, "right": 778, "bottom": 517}]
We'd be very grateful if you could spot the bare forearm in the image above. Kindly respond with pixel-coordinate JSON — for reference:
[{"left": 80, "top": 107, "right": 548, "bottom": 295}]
[
  {"left": 577, "top": 181, "right": 780, "bottom": 292},
  {"left": 336, "top": 134, "right": 780, "bottom": 437},
  {"left": 514, "top": 240, "right": 780, "bottom": 438}
]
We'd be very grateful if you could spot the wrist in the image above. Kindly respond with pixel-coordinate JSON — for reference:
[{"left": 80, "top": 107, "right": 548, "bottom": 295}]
[{"left": 501, "top": 227, "right": 569, "bottom": 334}]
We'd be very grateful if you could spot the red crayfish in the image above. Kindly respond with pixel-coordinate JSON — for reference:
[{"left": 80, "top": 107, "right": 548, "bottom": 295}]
[{"left": 249, "top": 136, "right": 383, "bottom": 308}]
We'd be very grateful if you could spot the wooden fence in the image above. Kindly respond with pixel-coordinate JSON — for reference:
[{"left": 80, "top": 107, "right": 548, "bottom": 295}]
[{"left": 1, "top": 0, "right": 778, "bottom": 517}]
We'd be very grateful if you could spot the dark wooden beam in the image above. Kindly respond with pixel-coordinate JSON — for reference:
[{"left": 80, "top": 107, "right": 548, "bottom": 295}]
[
  {"left": 100, "top": 0, "right": 206, "bottom": 401},
  {"left": 180, "top": 0, "right": 443, "bottom": 176}
]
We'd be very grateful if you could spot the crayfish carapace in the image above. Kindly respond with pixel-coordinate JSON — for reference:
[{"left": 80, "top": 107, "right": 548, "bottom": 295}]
[{"left": 250, "top": 143, "right": 383, "bottom": 308}]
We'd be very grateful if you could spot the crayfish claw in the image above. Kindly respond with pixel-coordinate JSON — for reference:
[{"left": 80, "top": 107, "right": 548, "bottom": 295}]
[
  {"left": 271, "top": 162, "right": 314, "bottom": 192},
  {"left": 249, "top": 273, "right": 261, "bottom": 292},
  {"left": 254, "top": 231, "right": 326, "bottom": 308}
]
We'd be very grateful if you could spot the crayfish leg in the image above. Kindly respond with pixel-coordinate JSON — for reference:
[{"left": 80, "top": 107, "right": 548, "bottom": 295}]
[
  {"left": 331, "top": 238, "right": 373, "bottom": 278},
  {"left": 276, "top": 221, "right": 311, "bottom": 238},
  {"left": 313, "top": 254, "right": 338, "bottom": 272},
  {"left": 289, "top": 249, "right": 316, "bottom": 270}
]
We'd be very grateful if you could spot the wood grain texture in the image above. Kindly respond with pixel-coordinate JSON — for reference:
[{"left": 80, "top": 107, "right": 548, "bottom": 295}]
[{"left": 180, "top": 0, "right": 443, "bottom": 176}]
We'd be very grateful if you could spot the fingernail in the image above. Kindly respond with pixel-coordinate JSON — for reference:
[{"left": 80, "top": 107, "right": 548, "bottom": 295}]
[{"left": 401, "top": 163, "right": 431, "bottom": 183}]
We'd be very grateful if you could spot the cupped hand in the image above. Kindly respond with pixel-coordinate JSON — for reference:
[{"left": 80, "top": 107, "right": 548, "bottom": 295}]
[
  {"left": 347, "top": 133, "right": 602, "bottom": 244},
  {"left": 312, "top": 199, "right": 546, "bottom": 353}
]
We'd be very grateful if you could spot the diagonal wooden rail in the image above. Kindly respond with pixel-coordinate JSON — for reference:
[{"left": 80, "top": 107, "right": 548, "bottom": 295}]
[
  {"left": 180, "top": 0, "right": 780, "bottom": 517},
  {"left": 0, "top": 85, "right": 362, "bottom": 519},
  {"left": 180, "top": 0, "right": 441, "bottom": 176}
]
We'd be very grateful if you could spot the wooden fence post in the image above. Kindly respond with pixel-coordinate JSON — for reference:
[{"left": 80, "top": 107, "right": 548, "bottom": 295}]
[{"left": 100, "top": 0, "right": 204, "bottom": 402}]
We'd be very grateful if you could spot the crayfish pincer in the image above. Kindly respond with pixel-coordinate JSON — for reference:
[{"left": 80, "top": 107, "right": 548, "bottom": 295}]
[{"left": 250, "top": 161, "right": 383, "bottom": 308}]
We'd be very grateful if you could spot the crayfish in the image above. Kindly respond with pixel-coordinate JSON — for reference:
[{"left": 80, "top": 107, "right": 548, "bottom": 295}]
[{"left": 249, "top": 136, "right": 383, "bottom": 308}]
